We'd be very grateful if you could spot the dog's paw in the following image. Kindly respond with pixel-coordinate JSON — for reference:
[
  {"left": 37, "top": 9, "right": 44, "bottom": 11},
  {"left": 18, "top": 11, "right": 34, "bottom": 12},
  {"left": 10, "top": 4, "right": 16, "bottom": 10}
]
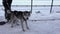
[
  {"left": 11, "top": 26, "right": 14, "bottom": 28},
  {"left": 27, "top": 27, "right": 29, "bottom": 30},
  {"left": 16, "top": 24, "right": 20, "bottom": 26},
  {"left": 23, "top": 29, "right": 25, "bottom": 32}
]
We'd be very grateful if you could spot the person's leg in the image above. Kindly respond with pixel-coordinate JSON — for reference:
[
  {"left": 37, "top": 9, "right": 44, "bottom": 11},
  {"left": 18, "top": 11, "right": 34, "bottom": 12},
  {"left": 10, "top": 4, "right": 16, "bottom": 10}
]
[
  {"left": 8, "top": 0, "right": 12, "bottom": 10},
  {"left": 2, "top": 0, "right": 12, "bottom": 22},
  {"left": 6, "top": 0, "right": 12, "bottom": 22},
  {"left": 2, "top": 2, "right": 8, "bottom": 19},
  {"left": 2, "top": 2, "right": 10, "bottom": 22}
]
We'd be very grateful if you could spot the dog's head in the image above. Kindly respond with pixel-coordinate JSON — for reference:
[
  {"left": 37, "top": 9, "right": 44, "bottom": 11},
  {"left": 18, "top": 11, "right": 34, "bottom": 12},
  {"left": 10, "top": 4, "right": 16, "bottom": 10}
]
[{"left": 23, "top": 11, "right": 31, "bottom": 20}]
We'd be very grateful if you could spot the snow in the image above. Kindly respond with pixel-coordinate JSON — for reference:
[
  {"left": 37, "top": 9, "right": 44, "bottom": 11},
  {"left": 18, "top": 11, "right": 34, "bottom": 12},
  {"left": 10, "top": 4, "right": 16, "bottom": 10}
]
[
  {"left": 0, "top": 17, "right": 60, "bottom": 34},
  {"left": 0, "top": 6, "right": 60, "bottom": 34}
]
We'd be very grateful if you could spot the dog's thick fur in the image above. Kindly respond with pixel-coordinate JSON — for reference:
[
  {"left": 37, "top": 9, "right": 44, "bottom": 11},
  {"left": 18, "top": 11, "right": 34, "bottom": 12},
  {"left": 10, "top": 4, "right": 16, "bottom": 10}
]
[{"left": 8, "top": 10, "right": 31, "bottom": 31}]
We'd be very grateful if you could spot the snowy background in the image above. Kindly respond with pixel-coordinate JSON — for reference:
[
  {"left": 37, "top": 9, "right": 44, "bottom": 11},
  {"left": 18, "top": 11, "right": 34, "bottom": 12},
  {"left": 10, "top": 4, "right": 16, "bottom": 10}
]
[
  {"left": 0, "top": 6, "right": 60, "bottom": 34},
  {"left": 0, "top": 0, "right": 60, "bottom": 5},
  {"left": 0, "top": 0, "right": 60, "bottom": 34}
]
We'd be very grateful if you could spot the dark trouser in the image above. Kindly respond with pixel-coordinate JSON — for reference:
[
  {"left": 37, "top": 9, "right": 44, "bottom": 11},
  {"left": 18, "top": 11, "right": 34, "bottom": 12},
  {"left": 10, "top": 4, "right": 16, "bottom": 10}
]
[{"left": 2, "top": 2, "right": 12, "bottom": 22}]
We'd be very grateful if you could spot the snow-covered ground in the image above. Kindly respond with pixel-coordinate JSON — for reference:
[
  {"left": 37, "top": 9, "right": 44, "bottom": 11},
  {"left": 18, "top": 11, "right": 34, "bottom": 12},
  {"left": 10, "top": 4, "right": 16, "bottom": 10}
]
[
  {"left": 0, "top": 13, "right": 60, "bottom": 34},
  {"left": 0, "top": 6, "right": 60, "bottom": 34}
]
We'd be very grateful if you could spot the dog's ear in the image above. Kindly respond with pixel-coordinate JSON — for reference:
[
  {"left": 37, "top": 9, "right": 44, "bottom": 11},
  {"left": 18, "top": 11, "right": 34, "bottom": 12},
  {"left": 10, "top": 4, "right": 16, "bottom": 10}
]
[
  {"left": 14, "top": 10, "right": 17, "bottom": 12},
  {"left": 14, "top": 10, "right": 18, "bottom": 14}
]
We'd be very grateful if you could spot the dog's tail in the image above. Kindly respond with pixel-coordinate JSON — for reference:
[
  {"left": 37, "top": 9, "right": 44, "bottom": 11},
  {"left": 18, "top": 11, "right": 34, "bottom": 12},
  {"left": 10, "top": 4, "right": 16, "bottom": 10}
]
[{"left": 0, "top": 21, "right": 6, "bottom": 25}]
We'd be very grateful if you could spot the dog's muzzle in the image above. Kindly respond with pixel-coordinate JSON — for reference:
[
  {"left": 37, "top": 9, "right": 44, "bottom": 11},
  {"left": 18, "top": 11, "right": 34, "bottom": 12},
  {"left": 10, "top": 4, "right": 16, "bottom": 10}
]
[{"left": 27, "top": 18, "right": 29, "bottom": 20}]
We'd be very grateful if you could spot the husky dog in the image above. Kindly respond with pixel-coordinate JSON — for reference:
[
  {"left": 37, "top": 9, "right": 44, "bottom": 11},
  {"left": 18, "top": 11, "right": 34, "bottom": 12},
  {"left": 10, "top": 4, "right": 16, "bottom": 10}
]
[{"left": 8, "top": 10, "right": 31, "bottom": 31}]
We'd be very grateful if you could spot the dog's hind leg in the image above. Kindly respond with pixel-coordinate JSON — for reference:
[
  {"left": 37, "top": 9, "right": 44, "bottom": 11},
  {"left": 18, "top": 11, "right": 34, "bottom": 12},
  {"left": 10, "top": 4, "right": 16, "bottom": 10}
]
[
  {"left": 11, "top": 19, "right": 14, "bottom": 28},
  {"left": 10, "top": 15, "right": 15, "bottom": 28},
  {"left": 15, "top": 19, "right": 20, "bottom": 26},
  {"left": 11, "top": 17, "right": 17, "bottom": 28}
]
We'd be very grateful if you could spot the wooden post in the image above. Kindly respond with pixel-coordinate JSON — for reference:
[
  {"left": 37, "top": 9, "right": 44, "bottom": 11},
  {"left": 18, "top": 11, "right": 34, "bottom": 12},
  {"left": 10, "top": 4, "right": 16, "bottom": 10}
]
[
  {"left": 50, "top": 0, "right": 53, "bottom": 13},
  {"left": 31, "top": 0, "right": 33, "bottom": 13}
]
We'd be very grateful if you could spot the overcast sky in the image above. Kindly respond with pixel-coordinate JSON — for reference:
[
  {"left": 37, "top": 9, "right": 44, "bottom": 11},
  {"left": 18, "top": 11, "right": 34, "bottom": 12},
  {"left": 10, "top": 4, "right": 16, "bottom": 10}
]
[{"left": 0, "top": 0, "right": 60, "bottom": 5}]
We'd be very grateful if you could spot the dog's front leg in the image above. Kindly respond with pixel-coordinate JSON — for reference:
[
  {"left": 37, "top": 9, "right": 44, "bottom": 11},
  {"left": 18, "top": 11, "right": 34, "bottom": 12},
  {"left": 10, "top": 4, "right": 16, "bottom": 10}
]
[
  {"left": 25, "top": 20, "right": 29, "bottom": 30},
  {"left": 21, "top": 20, "right": 25, "bottom": 32}
]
